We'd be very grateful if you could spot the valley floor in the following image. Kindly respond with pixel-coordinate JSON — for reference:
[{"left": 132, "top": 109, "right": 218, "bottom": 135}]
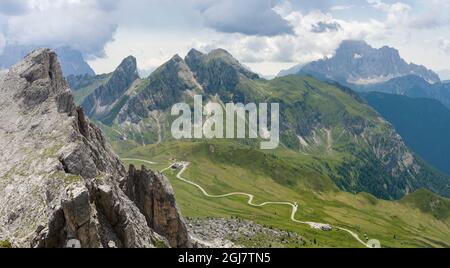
[{"left": 159, "top": 160, "right": 371, "bottom": 247}]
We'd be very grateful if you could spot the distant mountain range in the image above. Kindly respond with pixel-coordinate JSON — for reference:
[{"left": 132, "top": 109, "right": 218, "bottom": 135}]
[
  {"left": 303, "top": 40, "right": 440, "bottom": 84},
  {"left": 276, "top": 39, "right": 450, "bottom": 179},
  {"left": 0, "top": 44, "right": 95, "bottom": 77},
  {"left": 279, "top": 40, "right": 440, "bottom": 85},
  {"left": 67, "top": 48, "right": 450, "bottom": 200},
  {"left": 363, "top": 92, "right": 450, "bottom": 176},
  {"left": 277, "top": 63, "right": 305, "bottom": 77},
  {"left": 357, "top": 75, "right": 450, "bottom": 109}
]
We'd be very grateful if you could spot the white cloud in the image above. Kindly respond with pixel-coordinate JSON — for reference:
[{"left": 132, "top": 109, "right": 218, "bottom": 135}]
[
  {"left": 54, "top": 0, "right": 450, "bottom": 76},
  {"left": 368, "top": 0, "right": 412, "bottom": 27},
  {"left": 0, "top": 33, "right": 5, "bottom": 54},
  {"left": 439, "top": 38, "right": 450, "bottom": 54},
  {"left": 197, "top": 0, "right": 294, "bottom": 36},
  {"left": 1, "top": 0, "right": 118, "bottom": 57},
  {"left": 190, "top": 6, "right": 386, "bottom": 68},
  {"left": 196, "top": 0, "right": 448, "bottom": 74},
  {"left": 330, "top": 5, "right": 355, "bottom": 11},
  {"left": 369, "top": 0, "right": 450, "bottom": 30}
]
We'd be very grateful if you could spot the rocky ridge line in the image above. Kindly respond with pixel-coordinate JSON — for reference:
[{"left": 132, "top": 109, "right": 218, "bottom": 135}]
[{"left": 0, "top": 49, "right": 190, "bottom": 248}]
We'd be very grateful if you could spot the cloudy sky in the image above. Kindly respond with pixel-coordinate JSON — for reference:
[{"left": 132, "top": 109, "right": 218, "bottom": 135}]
[{"left": 1, "top": 0, "right": 450, "bottom": 77}]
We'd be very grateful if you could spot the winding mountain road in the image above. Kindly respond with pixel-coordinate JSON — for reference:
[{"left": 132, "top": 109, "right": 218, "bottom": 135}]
[{"left": 132, "top": 158, "right": 373, "bottom": 248}]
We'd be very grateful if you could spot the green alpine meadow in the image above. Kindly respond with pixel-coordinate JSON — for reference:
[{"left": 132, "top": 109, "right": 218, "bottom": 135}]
[
  {"left": 65, "top": 48, "right": 450, "bottom": 248},
  {"left": 0, "top": 0, "right": 449, "bottom": 251}
]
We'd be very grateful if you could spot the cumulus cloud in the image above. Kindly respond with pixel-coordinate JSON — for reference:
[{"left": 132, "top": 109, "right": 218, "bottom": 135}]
[
  {"left": 1, "top": 0, "right": 119, "bottom": 57},
  {"left": 190, "top": 0, "right": 450, "bottom": 70},
  {"left": 439, "top": 39, "right": 450, "bottom": 54},
  {"left": 369, "top": 0, "right": 450, "bottom": 30},
  {"left": 197, "top": 0, "right": 293, "bottom": 36},
  {"left": 368, "top": 0, "right": 412, "bottom": 27},
  {"left": 191, "top": 4, "right": 387, "bottom": 66},
  {"left": 11, "top": 0, "right": 444, "bottom": 75}
]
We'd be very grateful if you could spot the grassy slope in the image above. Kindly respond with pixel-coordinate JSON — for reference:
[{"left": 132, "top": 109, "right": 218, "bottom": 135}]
[
  {"left": 401, "top": 189, "right": 450, "bottom": 221},
  {"left": 93, "top": 73, "right": 449, "bottom": 247},
  {"left": 363, "top": 92, "right": 450, "bottom": 175},
  {"left": 118, "top": 140, "right": 450, "bottom": 248}
]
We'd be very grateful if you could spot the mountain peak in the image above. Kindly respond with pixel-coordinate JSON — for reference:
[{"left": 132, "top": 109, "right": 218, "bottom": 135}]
[
  {"left": 302, "top": 40, "right": 440, "bottom": 85},
  {"left": 170, "top": 54, "right": 184, "bottom": 63},
  {"left": 206, "top": 48, "right": 258, "bottom": 78},
  {"left": 337, "top": 40, "right": 399, "bottom": 57},
  {"left": 148, "top": 54, "right": 191, "bottom": 78},
  {"left": 120, "top": 55, "right": 137, "bottom": 66},
  {"left": 0, "top": 48, "right": 191, "bottom": 248},
  {"left": 184, "top": 48, "right": 259, "bottom": 95},
  {"left": 187, "top": 48, "right": 204, "bottom": 58},
  {"left": 13, "top": 48, "right": 65, "bottom": 85},
  {"left": 204, "top": 48, "right": 244, "bottom": 65},
  {"left": 208, "top": 48, "right": 233, "bottom": 57},
  {"left": 80, "top": 54, "right": 140, "bottom": 119},
  {"left": 115, "top": 55, "right": 139, "bottom": 77},
  {"left": 5, "top": 48, "right": 75, "bottom": 113}
]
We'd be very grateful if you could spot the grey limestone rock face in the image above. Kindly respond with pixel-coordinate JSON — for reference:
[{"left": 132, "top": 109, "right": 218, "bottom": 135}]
[
  {"left": 301, "top": 40, "right": 440, "bottom": 85},
  {"left": 118, "top": 54, "right": 203, "bottom": 125},
  {"left": 117, "top": 48, "right": 260, "bottom": 126},
  {"left": 0, "top": 49, "right": 190, "bottom": 248},
  {"left": 125, "top": 165, "right": 191, "bottom": 248},
  {"left": 82, "top": 56, "right": 139, "bottom": 118}
]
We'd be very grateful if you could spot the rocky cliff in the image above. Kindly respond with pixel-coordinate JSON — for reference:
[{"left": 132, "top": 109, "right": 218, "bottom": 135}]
[
  {"left": 82, "top": 56, "right": 140, "bottom": 120},
  {"left": 185, "top": 48, "right": 259, "bottom": 100},
  {"left": 119, "top": 54, "right": 204, "bottom": 125},
  {"left": 0, "top": 49, "right": 190, "bottom": 248},
  {"left": 119, "top": 48, "right": 259, "bottom": 126}
]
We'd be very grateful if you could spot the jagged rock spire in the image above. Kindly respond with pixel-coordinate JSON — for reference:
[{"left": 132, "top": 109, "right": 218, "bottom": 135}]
[
  {"left": 0, "top": 49, "right": 191, "bottom": 248},
  {"left": 6, "top": 49, "right": 76, "bottom": 114},
  {"left": 82, "top": 55, "right": 139, "bottom": 118}
]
